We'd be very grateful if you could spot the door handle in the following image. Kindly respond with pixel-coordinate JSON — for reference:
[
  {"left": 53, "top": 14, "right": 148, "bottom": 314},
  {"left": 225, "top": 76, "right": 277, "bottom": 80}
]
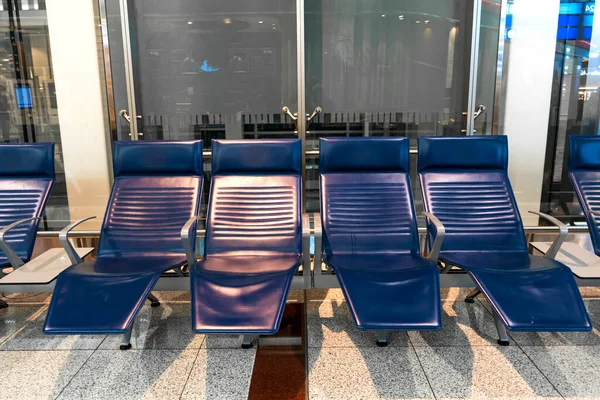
[
  {"left": 306, "top": 106, "right": 322, "bottom": 122},
  {"left": 282, "top": 106, "right": 298, "bottom": 121},
  {"left": 119, "top": 109, "right": 131, "bottom": 124},
  {"left": 473, "top": 104, "right": 486, "bottom": 121},
  {"left": 119, "top": 110, "right": 143, "bottom": 136}
]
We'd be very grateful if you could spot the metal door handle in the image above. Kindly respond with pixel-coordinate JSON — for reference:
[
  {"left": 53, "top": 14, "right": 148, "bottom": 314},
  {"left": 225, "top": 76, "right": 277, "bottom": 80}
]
[
  {"left": 282, "top": 106, "right": 298, "bottom": 121},
  {"left": 473, "top": 104, "right": 486, "bottom": 121},
  {"left": 119, "top": 110, "right": 143, "bottom": 136},
  {"left": 119, "top": 109, "right": 131, "bottom": 124},
  {"left": 306, "top": 106, "right": 322, "bottom": 122}
]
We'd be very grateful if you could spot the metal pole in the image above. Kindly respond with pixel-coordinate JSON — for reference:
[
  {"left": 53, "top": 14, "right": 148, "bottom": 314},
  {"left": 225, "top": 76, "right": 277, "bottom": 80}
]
[
  {"left": 296, "top": 0, "right": 307, "bottom": 211},
  {"left": 466, "top": 0, "right": 483, "bottom": 136},
  {"left": 492, "top": 0, "right": 508, "bottom": 135},
  {"left": 119, "top": 0, "right": 139, "bottom": 140}
]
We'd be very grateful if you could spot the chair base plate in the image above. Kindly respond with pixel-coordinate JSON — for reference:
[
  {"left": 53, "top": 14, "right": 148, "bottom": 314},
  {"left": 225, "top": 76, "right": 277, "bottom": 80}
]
[
  {"left": 497, "top": 339, "right": 510, "bottom": 346},
  {"left": 119, "top": 344, "right": 132, "bottom": 350}
]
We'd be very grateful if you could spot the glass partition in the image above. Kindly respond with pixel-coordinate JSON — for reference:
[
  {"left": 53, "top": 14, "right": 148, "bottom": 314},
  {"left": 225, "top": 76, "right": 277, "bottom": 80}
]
[
  {"left": 0, "top": 0, "right": 69, "bottom": 230},
  {"left": 542, "top": 0, "right": 600, "bottom": 223}
]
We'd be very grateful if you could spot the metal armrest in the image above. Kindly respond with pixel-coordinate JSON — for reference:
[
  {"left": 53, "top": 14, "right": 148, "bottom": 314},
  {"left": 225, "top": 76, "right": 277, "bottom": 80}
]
[
  {"left": 529, "top": 211, "right": 568, "bottom": 259},
  {"left": 59, "top": 216, "right": 96, "bottom": 265},
  {"left": 423, "top": 212, "right": 445, "bottom": 262},
  {"left": 302, "top": 213, "right": 311, "bottom": 276},
  {"left": 0, "top": 217, "right": 41, "bottom": 269},
  {"left": 313, "top": 212, "right": 322, "bottom": 275},
  {"left": 181, "top": 216, "right": 202, "bottom": 266}
]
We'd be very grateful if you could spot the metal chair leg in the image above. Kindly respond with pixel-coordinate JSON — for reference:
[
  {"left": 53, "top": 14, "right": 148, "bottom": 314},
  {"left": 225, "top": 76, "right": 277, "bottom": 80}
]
[
  {"left": 147, "top": 293, "right": 161, "bottom": 308},
  {"left": 376, "top": 330, "right": 388, "bottom": 347},
  {"left": 494, "top": 314, "right": 510, "bottom": 346},
  {"left": 241, "top": 335, "right": 253, "bottom": 349},
  {"left": 0, "top": 298, "right": 7, "bottom": 309},
  {"left": 465, "top": 288, "right": 481, "bottom": 303},
  {"left": 120, "top": 328, "right": 133, "bottom": 350}
]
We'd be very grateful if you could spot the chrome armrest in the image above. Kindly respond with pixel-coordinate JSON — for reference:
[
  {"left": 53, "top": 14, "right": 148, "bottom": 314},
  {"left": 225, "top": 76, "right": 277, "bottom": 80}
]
[
  {"left": 59, "top": 216, "right": 96, "bottom": 265},
  {"left": 302, "top": 213, "right": 311, "bottom": 276},
  {"left": 0, "top": 217, "right": 41, "bottom": 269},
  {"left": 181, "top": 216, "right": 202, "bottom": 267},
  {"left": 529, "top": 211, "right": 568, "bottom": 259},
  {"left": 313, "top": 212, "right": 322, "bottom": 275},
  {"left": 423, "top": 212, "right": 445, "bottom": 262}
]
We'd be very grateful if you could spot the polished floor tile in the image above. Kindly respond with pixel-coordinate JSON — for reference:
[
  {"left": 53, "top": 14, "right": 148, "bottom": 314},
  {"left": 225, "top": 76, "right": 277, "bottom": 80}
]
[
  {"left": 308, "top": 346, "right": 434, "bottom": 400},
  {"left": 98, "top": 303, "right": 204, "bottom": 350},
  {"left": 408, "top": 299, "right": 501, "bottom": 347},
  {"left": 58, "top": 349, "right": 197, "bottom": 400},
  {"left": 415, "top": 346, "right": 561, "bottom": 399},
  {"left": 0, "top": 350, "right": 93, "bottom": 400},
  {"left": 202, "top": 333, "right": 259, "bottom": 349},
  {"left": 180, "top": 349, "right": 257, "bottom": 400},
  {"left": 307, "top": 288, "right": 346, "bottom": 301},
  {"left": 1, "top": 309, "right": 106, "bottom": 350},
  {"left": 307, "top": 300, "right": 410, "bottom": 348},
  {"left": 522, "top": 346, "right": 600, "bottom": 399},
  {"left": 0, "top": 304, "right": 45, "bottom": 346}
]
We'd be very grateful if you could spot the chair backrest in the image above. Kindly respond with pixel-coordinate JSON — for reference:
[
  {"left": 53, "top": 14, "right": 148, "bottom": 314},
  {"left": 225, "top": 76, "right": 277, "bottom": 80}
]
[
  {"left": 569, "top": 135, "right": 600, "bottom": 255},
  {"left": 320, "top": 137, "right": 419, "bottom": 256},
  {"left": 0, "top": 143, "right": 55, "bottom": 266},
  {"left": 205, "top": 139, "right": 302, "bottom": 256},
  {"left": 418, "top": 136, "right": 527, "bottom": 253},
  {"left": 97, "top": 141, "right": 203, "bottom": 257}
]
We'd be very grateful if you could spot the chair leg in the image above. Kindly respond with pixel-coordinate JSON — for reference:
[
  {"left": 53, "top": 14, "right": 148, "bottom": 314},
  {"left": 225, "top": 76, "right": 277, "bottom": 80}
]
[
  {"left": 120, "top": 328, "right": 133, "bottom": 350},
  {"left": 0, "top": 298, "right": 7, "bottom": 309},
  {"left": 494, "top": 314, "right": 510, "bottom": 346},
  {"left": 376, "top": 330, "right": 388, "bottom": 347},
  {"left": 241, "top": 335, "right": 253, "bottom": 349},
  {"left": 465, "top": 288, "right": 481, "bottom": 303},
  {"left": 147, "top": 293, "right": 161, "bottom": 308}
]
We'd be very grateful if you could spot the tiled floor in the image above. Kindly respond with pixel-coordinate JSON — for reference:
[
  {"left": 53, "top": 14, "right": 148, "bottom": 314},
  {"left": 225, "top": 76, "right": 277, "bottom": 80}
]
[{"left": 2, "top": 288, "right": 600, "bottom": 399}]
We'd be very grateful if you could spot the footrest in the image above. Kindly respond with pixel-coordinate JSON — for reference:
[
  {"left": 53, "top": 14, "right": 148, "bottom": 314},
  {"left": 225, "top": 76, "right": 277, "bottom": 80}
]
[
  {"left": 531, "top": 241, "right": 600, "bottom": 278},
  {"left": 0, "top": 247, "right": 94, "bottom": 285}
]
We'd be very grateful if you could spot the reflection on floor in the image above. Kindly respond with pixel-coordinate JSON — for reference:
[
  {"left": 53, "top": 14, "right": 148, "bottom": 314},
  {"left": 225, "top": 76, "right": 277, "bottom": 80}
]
[{"left": 2, "top": 288, "right": 600, "bottom": 399}]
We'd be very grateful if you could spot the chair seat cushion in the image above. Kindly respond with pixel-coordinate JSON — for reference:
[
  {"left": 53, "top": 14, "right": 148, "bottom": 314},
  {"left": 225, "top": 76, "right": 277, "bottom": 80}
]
[
  {"left": 440, "top": 251, "right": 592, "bottom": 331},
  {"left": 327, "top": 254, "right": 441, "bottom": 330},
  {"left": 191, "top": 254, "right": 301, "bottom": 334},
  {"left": 44, "top": 255, "right": 185, "bottom": 334}
]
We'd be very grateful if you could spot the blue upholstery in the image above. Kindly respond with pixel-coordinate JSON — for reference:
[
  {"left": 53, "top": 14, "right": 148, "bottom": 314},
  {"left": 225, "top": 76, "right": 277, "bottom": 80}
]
[
  {"left": 320, "top": 137, "right": 441, "bottom": 330},
  {"left": 191, "top": 139, "right": 302, "bottom": 334},
  {"left": 418, "top": 136, "right": 591, "bottom": 332},
  {"left": 44, "top": 141, "right": 203, "bottom": 334},
  {"left": 0, "top": 143, "right": 54, "bottom": 268},
  {"left": 569, "top": 135, "right": 600, "bottom": 256}
]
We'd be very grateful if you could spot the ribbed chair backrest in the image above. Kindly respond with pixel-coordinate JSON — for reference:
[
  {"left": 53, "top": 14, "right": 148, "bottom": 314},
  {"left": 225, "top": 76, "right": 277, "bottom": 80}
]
[
  {"left": 0, "top": 143, "right": 55, "bottom": 266},
  {"left": 418, "top": 136, "right": 527, "bottom": 253},
  {"left": 569, "top": 135, "right": 600, "bottom": 256},
  {"left": 320, "top": 137, "right": 419, "bottom": 256},
  {"left": 205, "top": 139, "right": 302, "bottom": 256},
  {"left": 97, "top": 141, "right": 203, "bottom": 258}
]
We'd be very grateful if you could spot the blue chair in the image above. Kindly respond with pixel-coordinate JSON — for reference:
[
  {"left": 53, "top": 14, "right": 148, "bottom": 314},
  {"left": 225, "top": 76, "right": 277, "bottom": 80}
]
[
  {"left": 44, "top": 141, "right": 204, "bottom": 349},
  {"left": 535, "top": 135, "right": 600, "bottom": 278},
  {"left": 319, "top": 137, "right": 442, "bottom": 345},
  {"left": 418, "top": 136, "right": 591, "bottom": 345},
  {"left": 0, "top": 143, "right": 55, "bottom": 309},
  {"left": 191, "top": 139, "right": 302, "bottom": 345}
]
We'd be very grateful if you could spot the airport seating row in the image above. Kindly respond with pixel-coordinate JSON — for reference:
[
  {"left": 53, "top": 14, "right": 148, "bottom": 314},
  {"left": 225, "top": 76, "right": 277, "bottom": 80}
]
[{"left": 0, "top": 136, "right": 598, "bottom": 349}]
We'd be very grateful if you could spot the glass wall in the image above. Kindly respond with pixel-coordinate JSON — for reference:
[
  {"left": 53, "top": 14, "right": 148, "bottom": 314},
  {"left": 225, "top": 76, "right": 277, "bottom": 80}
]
[
  {"left": 0, "top": 0, "right": 68, "bottom": 229},
  {"left": 542, "top": 0, "right": 600, "bottom": 223}
]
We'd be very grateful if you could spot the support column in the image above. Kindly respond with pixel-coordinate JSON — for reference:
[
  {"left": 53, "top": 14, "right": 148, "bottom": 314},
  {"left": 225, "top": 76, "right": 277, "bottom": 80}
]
[
  {"left": 45, "top": 0, "right": 112, "bottom": 223},
  {"left": 502, "top": 0, "right": 560, "bottom": 225}
]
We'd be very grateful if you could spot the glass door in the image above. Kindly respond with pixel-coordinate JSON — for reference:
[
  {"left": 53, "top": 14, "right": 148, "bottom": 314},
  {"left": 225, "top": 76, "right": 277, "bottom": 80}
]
[
  {"left": 102, "top": 0, "right": 504, "bottom": 212},
  {"left": 105, "top": 0, "right": 299, "bottom": 145}
]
